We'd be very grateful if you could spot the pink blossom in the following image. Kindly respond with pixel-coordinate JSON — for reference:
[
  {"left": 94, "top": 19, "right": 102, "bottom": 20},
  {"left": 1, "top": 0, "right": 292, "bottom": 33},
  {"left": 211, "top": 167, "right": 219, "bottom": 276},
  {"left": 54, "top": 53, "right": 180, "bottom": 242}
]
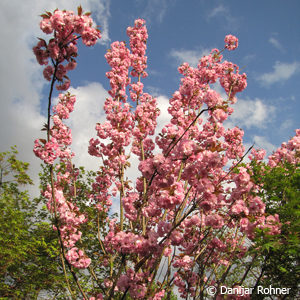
[
  {"left": 249, "top": 148, "right": 266, "bottom": 161},
  {"left": 224, "top": 34, "right": 239, "bottom": 51},
  {"left": 205, "top": 214, "right": 224, "bottom": 229},
  {"left": 248, "top": 196, "right": 265, "bottom": 215},
  {"left": 43, "top": 65, "right": 54, "bottom": 81},
  {"left": 33, "top": 138, "right": 60, "bottom": 164},
  {"left": 173, "top": 255, "right": 193, "bottom": 271},
  {"left": 230, "top": 200, "right": 249, "bottom": 216},
  {"left": 40, "top": 18, "right": 53, "bottom": 34},
  {"left": 82, "top": 26, "right": 101, "bottom": 46},
  {"left": 268, "top": 129, "right": 300, "bottom": 166},
  {"left": 56, "top": 79, "right": 70, "bottom": 91},
  {"left": 66, "top": 247, "right": 91, "bottom": 269},
  {"left": 33, "top": 8, "right": 101, "bottom": 91},
  {"left": 152, "top": 290, "right": 165, "bottom": 300}
]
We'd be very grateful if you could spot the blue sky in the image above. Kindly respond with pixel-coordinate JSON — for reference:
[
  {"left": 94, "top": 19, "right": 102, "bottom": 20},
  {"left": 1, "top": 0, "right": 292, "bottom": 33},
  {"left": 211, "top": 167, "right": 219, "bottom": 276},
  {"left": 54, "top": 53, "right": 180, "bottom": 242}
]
[{"left": 0, "top": 0, "right": 299, "bottom": 192}]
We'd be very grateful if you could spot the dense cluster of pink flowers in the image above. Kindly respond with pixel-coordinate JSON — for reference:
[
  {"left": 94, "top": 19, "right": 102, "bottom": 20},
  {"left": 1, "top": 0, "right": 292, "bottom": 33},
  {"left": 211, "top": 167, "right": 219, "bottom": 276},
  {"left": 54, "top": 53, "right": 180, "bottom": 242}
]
[
  {"left": 33, "top": 8, "right": 298, "bottom": 299},
  {"left": 127, "top": 19, "right": 148, "bottom": 77},
  {"left": 268, "top": 128, "right": 300, "bottom": 167},
  {"left": 34, "top": 93, "right": 75, "bottom": 164},
  {"left": 33, "top": 7, "right": 101, "bottom": 90},
  {"left": 224, "top": 34, "right": 239, "bottom": 51},
  {"left": 65, "top": 247, "right": 91, "bottom": 269}
]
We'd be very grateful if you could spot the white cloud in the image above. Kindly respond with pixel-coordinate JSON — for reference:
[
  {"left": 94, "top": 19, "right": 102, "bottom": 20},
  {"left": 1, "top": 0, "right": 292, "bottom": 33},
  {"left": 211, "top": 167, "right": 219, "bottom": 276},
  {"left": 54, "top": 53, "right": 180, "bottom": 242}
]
[
  {"left": 229, "top": 98, "right": 276, "bottom": 129},
  {"left": 206, "top": 4, "right": 239, "bottom": 30},
  {"left": 156, "top": 95, "right": 171, "bottom": 133},
  {"left": 146, "top": 85, "right": 163, "bottom": 97},
  {"left": 242, "top": 54, "right": 256, "bottom": 64},
  {"left": 170, "top": 48, "right": 211, "bottom": 67},
  {"left": 66, "top": 83, "right": 108, "bottom": 171},
  {"left": 269, "top": 37, "right": 284, "bottom": 52},
  {"left": 258, "top": 61, "right": 300, "bottom": 86},
  {"left": 207, "top": 4, "right": 227, "bottom": 18},
  {"left": 279, "top": 119, "right": 294, "bottom": 132},
  {"left": 142, "top": 0, "right": 168, "bottom": 23},
  {"left": 210, "top": 84, "right": 275, "bottom": 130}
]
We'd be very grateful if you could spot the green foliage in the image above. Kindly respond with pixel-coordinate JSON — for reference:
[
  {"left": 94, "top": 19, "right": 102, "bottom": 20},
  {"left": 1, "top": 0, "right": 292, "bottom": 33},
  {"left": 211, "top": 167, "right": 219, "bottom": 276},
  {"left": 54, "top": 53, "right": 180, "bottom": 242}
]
[
  {"left": 249, "top": 160, "right": 300, "bottom": 298},
  {"left": 0, "top": 146, "right": 33, "bottom": 188},
  {"left": 0, "top": 147, "right": 66, "bottom": 299}
]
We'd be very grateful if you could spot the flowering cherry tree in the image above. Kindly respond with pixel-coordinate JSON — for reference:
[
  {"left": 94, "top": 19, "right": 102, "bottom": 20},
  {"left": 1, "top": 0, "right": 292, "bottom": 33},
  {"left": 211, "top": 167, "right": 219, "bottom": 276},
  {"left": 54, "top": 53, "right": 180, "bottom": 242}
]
[{"left": 32, "top": 6, "right": 299, "bottom": 300}]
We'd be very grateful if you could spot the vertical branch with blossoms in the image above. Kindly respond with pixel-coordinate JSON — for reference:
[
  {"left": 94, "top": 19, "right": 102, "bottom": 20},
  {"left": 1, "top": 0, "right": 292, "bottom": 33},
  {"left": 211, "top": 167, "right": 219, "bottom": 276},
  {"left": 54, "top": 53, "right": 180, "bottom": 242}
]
[{"left": 33, "top": 7, "right": 101, "bottom": 300}]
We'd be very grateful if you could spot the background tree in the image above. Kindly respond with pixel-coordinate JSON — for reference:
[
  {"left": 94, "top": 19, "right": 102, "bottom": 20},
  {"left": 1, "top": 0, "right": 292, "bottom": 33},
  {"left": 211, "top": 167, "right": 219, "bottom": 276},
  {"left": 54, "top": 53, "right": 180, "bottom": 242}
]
[
  {"left": 0, "top": 147, "right": 68, "bottom": 299},
  {"left": 248, "top": 158, "right": 299, "bottom": 299},
  {"left": 219, "top": 140, "right": 300, "bottom": 299}
]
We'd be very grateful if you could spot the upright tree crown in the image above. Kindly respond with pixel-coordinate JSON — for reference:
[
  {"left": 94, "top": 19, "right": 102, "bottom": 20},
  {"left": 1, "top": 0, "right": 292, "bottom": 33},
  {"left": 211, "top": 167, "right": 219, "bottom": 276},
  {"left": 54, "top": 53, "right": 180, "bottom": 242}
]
[{"left": 31, "top": 6, "right": 299, "bottom": 300}]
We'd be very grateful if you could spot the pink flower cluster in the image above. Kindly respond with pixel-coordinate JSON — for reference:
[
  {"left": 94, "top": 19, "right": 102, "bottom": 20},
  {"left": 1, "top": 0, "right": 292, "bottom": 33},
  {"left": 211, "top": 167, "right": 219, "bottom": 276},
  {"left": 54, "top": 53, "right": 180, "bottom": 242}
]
[
  {"left": 219, "top": 61, "right": 247, "bottom": 102},
  {"left": 268, "top": 129, "right": 300, "bottom": 167},
  {"left": 33, "top": 137, "right": 61, "bottom": 164},
  {"left": 248, "top": 147, "right": 266, "bottom": 161},
  {"left": 127, "top": 19, "right": 148, "bottom": 77},
  {"left": 33, "top": 7, "right": 101, "bottom": 90},
  {"left": 127, "top": 19, "right": 160, "bottom": 160},
  {"left": 116, "top": 268, "right": 147, "bottom": 299},
  {"left": 173, "top": 255, "right": 193, "bottom": 271},
  {"left": 105, "top": 41, "right": 131, "bottom": 100},
  {"left": 66, "top": 247, "right": 91, "bottom": 269},
  {"left": 43, "top": 183, "right": 90, "bottom": 268},
  {"left": 105, "top": 229, "right": 159, "bottom": 256},
  {"left": 224, "top": 34, "right": 239, "bottom": 51},
  {"left": 33, "top": 9, "right": 96, "bottom": 269},
  {"left": 174, "top": 271, "right": 198, "bottom": 298},
  {"left": 34, "top": 93, "right": 75, "bottom": 164},
  {"left": 240, "top": 213, "right": 281, "bottom": 239}
]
